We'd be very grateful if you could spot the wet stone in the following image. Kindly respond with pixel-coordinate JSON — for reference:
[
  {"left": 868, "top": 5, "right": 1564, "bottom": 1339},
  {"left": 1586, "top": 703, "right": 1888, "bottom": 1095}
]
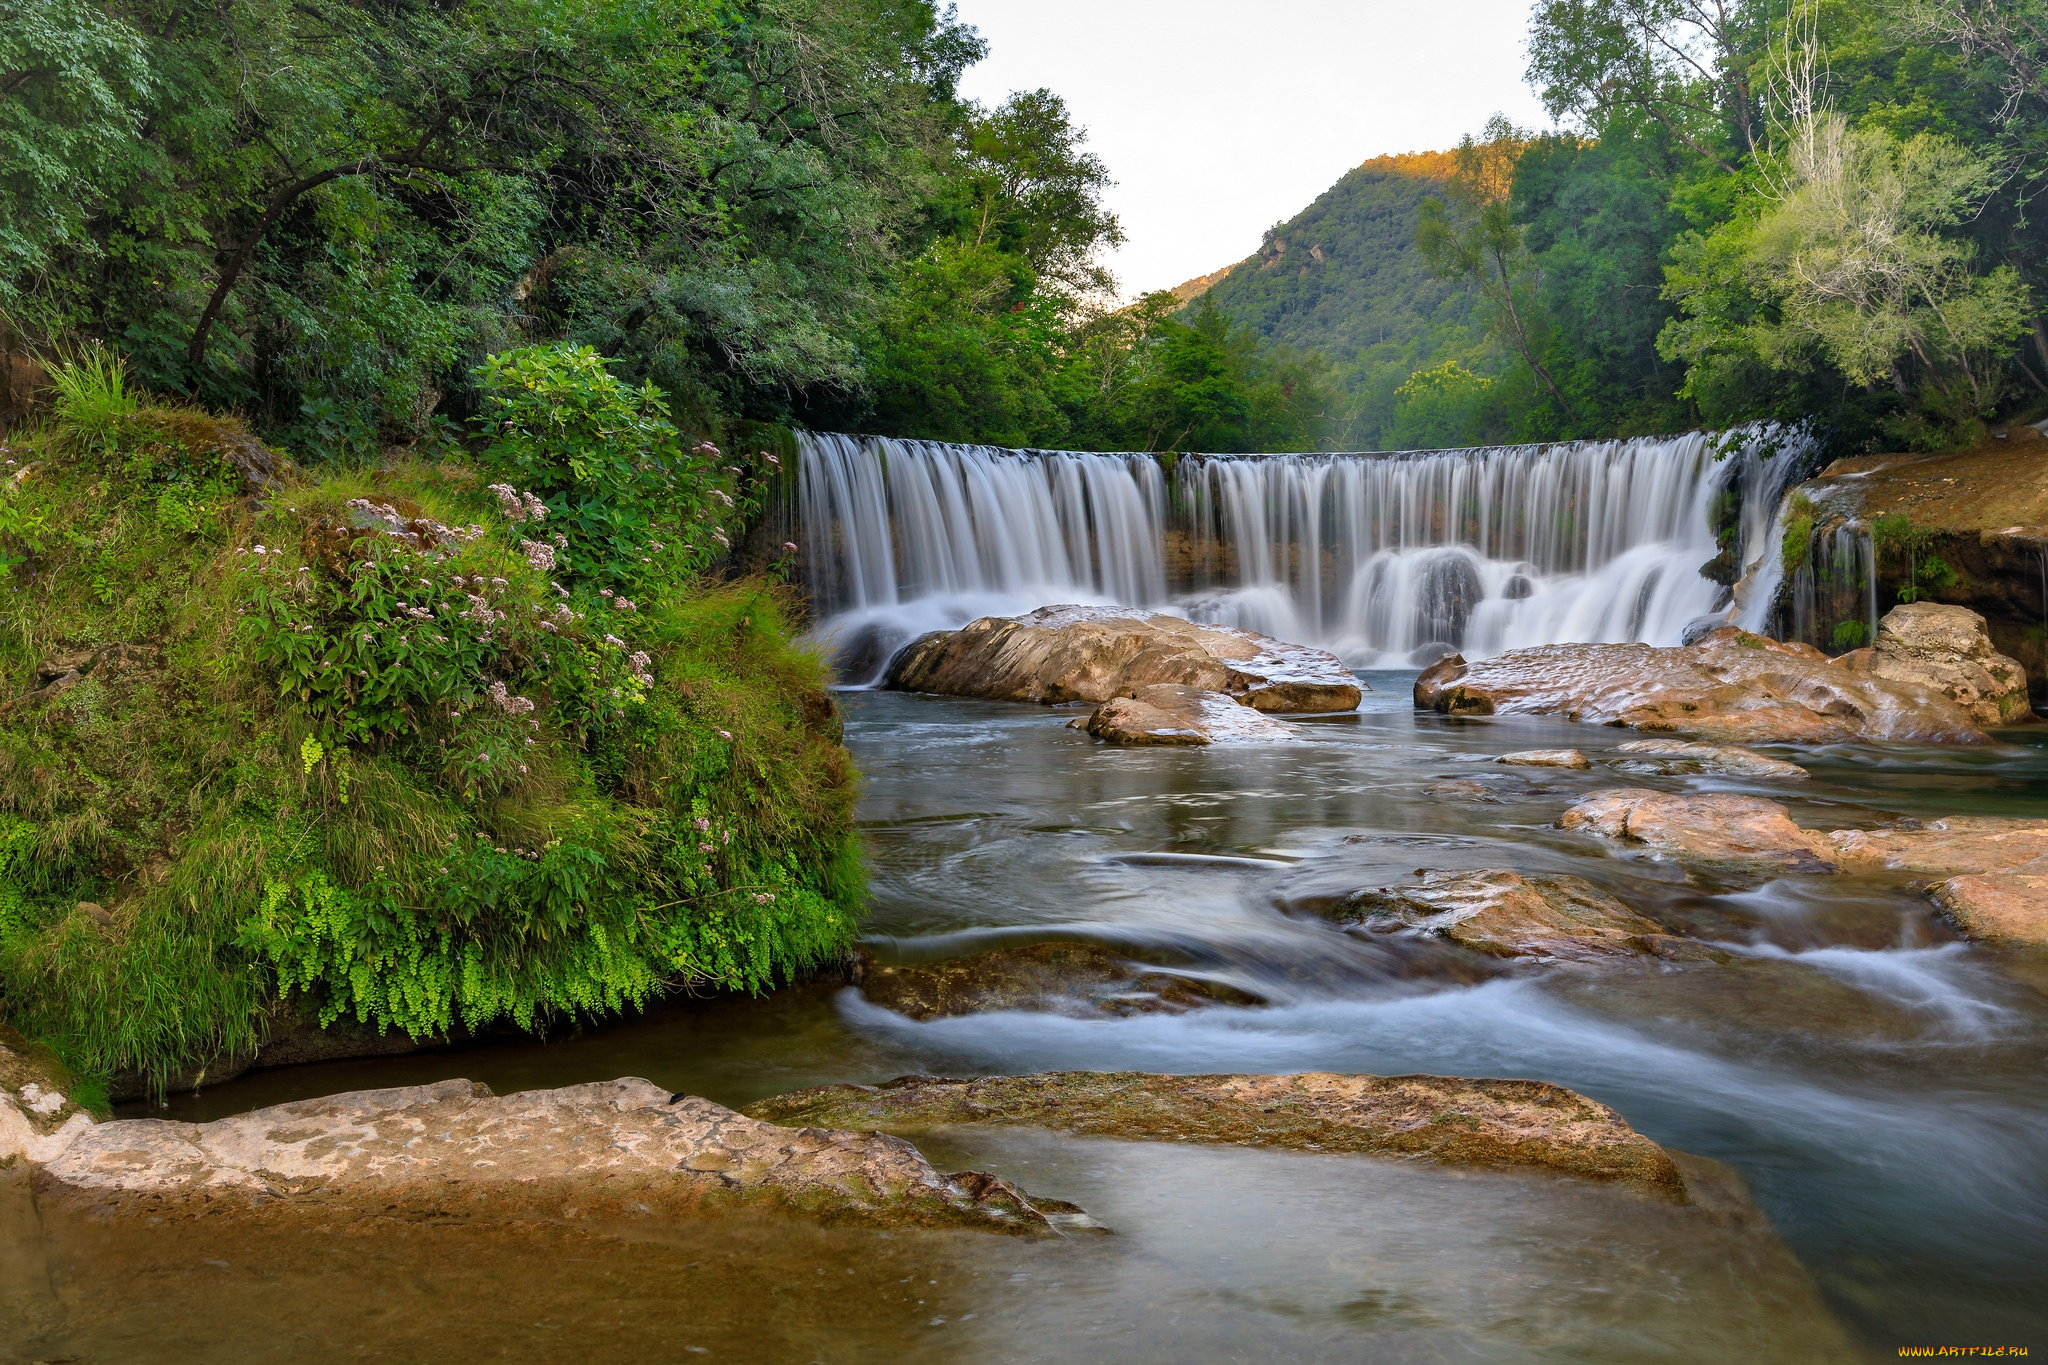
[
  {"left": 1326, "top": 869, "right": 1719, "bottom": 964},
  {"left": 1608, "top": 738, "right": 1809, "bottom": 780},
  {"left": 885, "top": 605, "right": 1363, "bottom": 713},
  {"left": 1558, "top": 788, "right": 1839, "bottom": 874},
  {"left": 743, "top": 1071, "right": 1690, "bottom": 1201},
  {"left": 854, "top": 942, "right": 1264, "bottom": 1020},
  {"left": 1498, "top": 748, "right": 1591, "bottom": 769},
  {"left": 1076, "top": 684, "right": 1298, "bottom": 746}
]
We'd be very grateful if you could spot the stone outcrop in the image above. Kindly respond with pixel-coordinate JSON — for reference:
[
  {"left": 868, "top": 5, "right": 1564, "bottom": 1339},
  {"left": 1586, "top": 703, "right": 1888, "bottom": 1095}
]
[
  {"left": 1558, "top": 789, "right": 1839, "bottom": 873},
  {"left": 743, "top": 1070, "right": 1688, "bottom": 1200},
  {"left": 1, "top": 1026, "right": 95, "bottom": 1167},
  {"left": 29, "top": 1077, "right": 1098, "bottom": 1236},
  {"left": 1329, "top": 869, "right": 1713, "bottom": 963},
  {"left": 854, "top": 942, "right": 1262, "bottom": 1019},
  {"left": 1928, "top": 857, "right": 2048, "bottom": 947},
  {"left": 1414, "top": 629, "right": 1986, "bottom": 744},
  {"left": 1498, "top": 748, "right": 1590, "bottom": 769},
  {"left": 1075, "top": 683, "right": 1298, "bottom": 745},
  {"left": 1608, "top": 738, "right": 1809, "bottom": 779},
  {"left": 1857, "top": 603, "right": 2031, "bottom": 727},
  {"left": 885, "top": 605, "right": 1362, "bottom": 713},
  {"left": 1819, "top": 816, "right": 2048, "bottom": 876}
]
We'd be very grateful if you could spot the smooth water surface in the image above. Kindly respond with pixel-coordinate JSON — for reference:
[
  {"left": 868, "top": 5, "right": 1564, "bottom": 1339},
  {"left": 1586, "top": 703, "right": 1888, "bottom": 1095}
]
[{"left": 43, "top": 676, "right": 2048, "bottom": 1361}]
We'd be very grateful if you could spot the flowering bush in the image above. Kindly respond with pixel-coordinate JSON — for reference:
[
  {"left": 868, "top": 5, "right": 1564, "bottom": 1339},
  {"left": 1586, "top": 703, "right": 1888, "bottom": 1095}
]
[{"left": 475, "top": 343, "right": 767, "bottom": 589}]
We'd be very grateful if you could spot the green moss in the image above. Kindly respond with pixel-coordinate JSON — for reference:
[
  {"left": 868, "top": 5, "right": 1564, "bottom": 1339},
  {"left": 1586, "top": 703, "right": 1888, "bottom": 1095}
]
[
  {"left": 0, "top": 377, "right": 862, "bottom": 1097},
  {"left": 1779, "top": 493, "right": 1817, "bottom": 576}
]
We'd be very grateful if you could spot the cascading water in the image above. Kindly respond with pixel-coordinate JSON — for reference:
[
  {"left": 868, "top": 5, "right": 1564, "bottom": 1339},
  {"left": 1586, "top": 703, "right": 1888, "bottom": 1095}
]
[{"left": 800, "top": 429, "right": 1807, "bottom": 680}]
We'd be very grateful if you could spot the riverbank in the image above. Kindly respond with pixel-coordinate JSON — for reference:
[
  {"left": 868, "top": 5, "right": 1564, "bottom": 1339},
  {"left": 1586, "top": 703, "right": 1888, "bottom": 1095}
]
[{"left": 0, "top": 350, "right": 863, "bottom": 1104}]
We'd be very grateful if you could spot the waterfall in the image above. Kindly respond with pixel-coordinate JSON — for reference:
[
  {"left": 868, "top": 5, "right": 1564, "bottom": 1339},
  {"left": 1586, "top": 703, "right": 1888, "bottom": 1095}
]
[{"left": 800, "top": 429, "right": 1807, "bottom": 681}]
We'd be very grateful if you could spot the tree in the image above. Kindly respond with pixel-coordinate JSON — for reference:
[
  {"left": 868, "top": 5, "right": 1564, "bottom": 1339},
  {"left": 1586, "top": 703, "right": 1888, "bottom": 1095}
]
[
  {"left": 1415, "top": 116, "right": 1580, "bottom": 422},
  {"left": 1527, "top": 0, "right": 1765, "bottom": 169}
]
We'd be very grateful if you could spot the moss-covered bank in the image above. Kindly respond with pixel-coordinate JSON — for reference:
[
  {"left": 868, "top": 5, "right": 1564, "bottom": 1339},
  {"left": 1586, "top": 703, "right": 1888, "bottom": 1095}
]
[{"left": 0, "top": 347, "right": 862, "bottom": 1099}]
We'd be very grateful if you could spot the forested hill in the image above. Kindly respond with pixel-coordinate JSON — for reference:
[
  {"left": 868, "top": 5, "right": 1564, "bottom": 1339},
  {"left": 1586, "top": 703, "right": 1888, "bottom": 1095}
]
[{"left": 1192, "top": 153, "right": 1479, "bottom": 365}]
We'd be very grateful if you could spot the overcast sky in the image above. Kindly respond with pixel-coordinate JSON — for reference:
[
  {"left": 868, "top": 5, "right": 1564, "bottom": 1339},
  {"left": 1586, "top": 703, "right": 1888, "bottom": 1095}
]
[{"left": 951, "top": 1, "right": 1551, "bottom": 299}]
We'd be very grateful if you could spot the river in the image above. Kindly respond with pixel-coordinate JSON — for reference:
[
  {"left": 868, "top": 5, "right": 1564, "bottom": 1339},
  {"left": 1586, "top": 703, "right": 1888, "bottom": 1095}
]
[{"left": 35, "top": 675, "right": 2043, "bottom": 1363}]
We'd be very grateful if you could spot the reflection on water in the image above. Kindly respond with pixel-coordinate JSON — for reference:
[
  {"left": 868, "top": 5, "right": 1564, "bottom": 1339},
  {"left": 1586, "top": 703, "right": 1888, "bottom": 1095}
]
[{"left": 67, "top": 675, "right": 2048, "bottom": 1358}]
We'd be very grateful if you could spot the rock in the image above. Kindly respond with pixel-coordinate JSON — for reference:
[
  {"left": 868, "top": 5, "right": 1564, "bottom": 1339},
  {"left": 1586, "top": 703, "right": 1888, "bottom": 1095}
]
[
  {"left": 1423, "top": 777, "right": 1505, "bottom": 803},
  {"left": 1928, "top": 857, "right": 2048, "bottom": 947},
  {"left": 854, "top": 942, "right": 1263, "bottom": 1019},
  {"left": 1866, "top": 603, "right": 2032, "bottom": 727},
  {"left": 885, "top": 605, "right": 1362, "bottom": 713},
  {"left": 5, "top": 641, "right": 162, "bottom": 714},
  {"left": 1498, "top": 748, "right": 1590, "bottom": 769},
  {"left": 1, "top": 1025, "right": 96, "bottom": 1167},
  {"left": 1819, "top": 816, "right": 2048, "bottom": 876},
  {"left": 1077, "top": 684, "right": 1298, "bottom": 745},
  {"left": 1329, "top": 870, "right": 1711, "bottom": 963},
  {"left": 1609, "top": 739, "right": 1809, "bottom": 780},
  {"left": 1414, "top": 629, "right": 1986, "bottom": 744},
  {"left": 33, "top": 1077, "right": 1091, "bottom": 1236},
  {"left": 1558, "top": 788, "right": 1838, "bottom": 873},
  {"left": 742, "top": 1071, "right": 1688, "bottom": 1201}
]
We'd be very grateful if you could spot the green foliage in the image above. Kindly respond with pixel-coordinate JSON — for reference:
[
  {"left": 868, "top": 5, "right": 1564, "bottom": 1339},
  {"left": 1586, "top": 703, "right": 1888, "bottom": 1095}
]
[
  {"left": 1873, "top": 509, "right": 1963, "bottom": 601},
  {"left": 1832, "top": 619, "right": 1870, "bottom": 649},
  {"left": 0, "top": 367, "right": 862, "bottom": 1097},
  {"left": 1781, "top": 493, "right": 1819, "bottom": 573}
]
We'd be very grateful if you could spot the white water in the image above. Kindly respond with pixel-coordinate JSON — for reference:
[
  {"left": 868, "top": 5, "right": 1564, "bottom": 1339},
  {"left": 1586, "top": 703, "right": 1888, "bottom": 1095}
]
[{"left": 800, "top": 429, "right": 1807, "bottom": 678}]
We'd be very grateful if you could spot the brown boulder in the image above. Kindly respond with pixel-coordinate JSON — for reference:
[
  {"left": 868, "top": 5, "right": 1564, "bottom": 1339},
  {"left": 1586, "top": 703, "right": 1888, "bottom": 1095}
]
[
  {"left": 743, "top": 1070, "right": 1688, "bottom": 1200},
  {"left": 1414, "top": 629, "right": 1986, "bottom": 743},
  {"left": 1558, "top": 788, "right": 1838, "bottom": 873},
  {"left": 886, "top": 605, "right": 1362, "bottom": 713},
  {"left": 1928, "top": 857, "right": 2048, "bottom": 946},
  {"left": 1077, "top": 683, "right": 1299, "bottom": 745},
  {"left": 1820, "top": 816, "right": 2048, "bottom": 876},
  {"left": 1865, "top": 603, "right": 2032, "bottom": 726},
  {"left": 1609, "top": 738, "right": 1808, "bottom": 779},
  {"left": 1498, "top": 748, "right": 1590, "bottom": 768},
  {"left": 854, "top": 941, "right": 1262, "bottom": 1019},
  {"left": 1332, "top": 869, "right": 1707, "bottom": 962},
  {"left": 33, "top": 1078, "right": 1093, "bottom": 1236}
]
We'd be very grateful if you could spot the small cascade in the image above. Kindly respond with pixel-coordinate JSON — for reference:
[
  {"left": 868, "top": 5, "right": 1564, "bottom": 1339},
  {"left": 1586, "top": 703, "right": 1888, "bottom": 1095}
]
[
  {"left": 800, "top": 429, "right": 1808, "bottom": 680},
  {"left": 1788, "top": 520, "right": 1880, "bottom": 651}
]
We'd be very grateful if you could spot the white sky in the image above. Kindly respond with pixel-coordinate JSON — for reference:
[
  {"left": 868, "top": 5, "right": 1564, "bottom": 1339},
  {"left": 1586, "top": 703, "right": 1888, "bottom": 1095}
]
[{"left": 951, "top": 1, "right": 1551, "bottom": 299}]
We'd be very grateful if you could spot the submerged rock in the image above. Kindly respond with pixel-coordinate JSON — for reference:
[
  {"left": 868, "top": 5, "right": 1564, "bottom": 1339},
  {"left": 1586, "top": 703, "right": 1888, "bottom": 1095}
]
[
  {"left": 854, "top": 941, "right": 1262, "bottom": 1019},
  {"left": 1498, "top": 748, "right": 1590, "bottom": 769},
  {"left": 1834, "top": 603, "right": 2034, "bottom": 727},
  {"left": 1077, "top": 683, "right": 1298, "bottom": 745},
  {"left": 1929, "top": 857, "right": 2048, "bottom": 947},
  {"left": 743, "top": 1071, "right": 1689, "bottom": 1200},
  {"left": 885, "top": 605, "right": 1362, "bottom": 713},
  {"left": 1558, "top": 788, "right": 1839, "bottom": 873},
  {"left": 1329, "top": 869, "right": 1711, "bottom": 963},
  {"left": 31, "top": 1078, "right": 1091, "bottom": 1236},
  {"left": 1413, "top": 629, "right": 1986, "bottom": 744},
  {"left": 1609, "top": 738, "right": 1809, "bottom": 779}
]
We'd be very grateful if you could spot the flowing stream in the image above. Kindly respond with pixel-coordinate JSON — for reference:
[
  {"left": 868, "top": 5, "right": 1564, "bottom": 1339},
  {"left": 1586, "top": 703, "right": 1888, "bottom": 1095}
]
[{"left": 40, "top": 683, "right": 2047, "bottom": 1362}]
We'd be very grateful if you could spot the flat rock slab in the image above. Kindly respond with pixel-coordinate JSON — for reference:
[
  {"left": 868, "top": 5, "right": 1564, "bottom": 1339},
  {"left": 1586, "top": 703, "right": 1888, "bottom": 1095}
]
[
  {"left": 1559, "top": 789, "right": 1839, "bottom": 873},
  {"left": 1820, "top": 816, "right": 2048, "bottom": 876},
  {"left": 1330, "top": 870, "right": 1715, "bottom": 963},
  {"left": 854, "top": 942, "right": 1262, "bottom": 1019},
  {"left": 1414, "top": 629, "right": 1986, "bottom": 744},
  {"left": 30, "top": 1078, "right": 1089, "bottom": 1236},
  {"left": 1865, "top": 602, "right": 2031, "bottom": 727},
  {"left": 1930, "top": 857, "right": 2048, "bottom": 947},
  {"left": 1609, "top": 738, "right": 1808, "bottom": 780},
  {"left": 1077, "top": 684, "right": 1298, "bottom": 745},
  {"left": 743, "top": 1071, "right": 1688, "bottom": 1201},
  {"left": 1499, "top": 748, "right": 1590, "bottom": 768},
  {"left": 887, "top": 605, "right": 1362, "bottom": 713}
]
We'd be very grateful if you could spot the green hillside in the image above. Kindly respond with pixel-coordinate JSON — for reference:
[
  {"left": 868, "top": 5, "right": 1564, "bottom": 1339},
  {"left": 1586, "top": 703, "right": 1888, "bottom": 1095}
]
[{"left": 1190, "top": 153, "right": 1488, "bottom": 449}]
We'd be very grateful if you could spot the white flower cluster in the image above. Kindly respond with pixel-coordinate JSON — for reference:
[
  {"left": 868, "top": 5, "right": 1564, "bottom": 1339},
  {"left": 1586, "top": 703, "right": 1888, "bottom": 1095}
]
[
  {"left": 487, "top": 484, "right": 549, "bottom": 523},
  {"left": 345, "top": 498, "right": 478, "bottom": 550},
  {"left": 487, "top": 679, "right": 537, "bottom": 715},
  {"left": 628, "top": 650, "right": 653, "bottom": 686},
  {"left": 519, "top": 539, "right": 556, "bottom": 573}
]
